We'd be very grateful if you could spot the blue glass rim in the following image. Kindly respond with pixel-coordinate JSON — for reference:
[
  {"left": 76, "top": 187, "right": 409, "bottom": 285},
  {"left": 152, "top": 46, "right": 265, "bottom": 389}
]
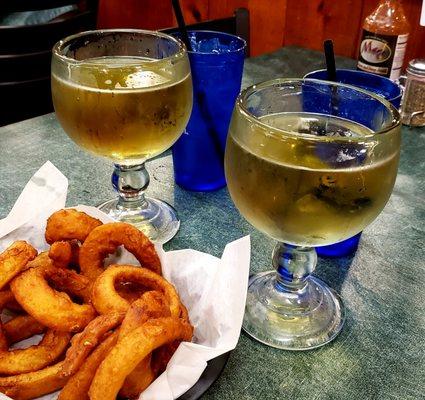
[
  {"left": 304, "top": 68, "right": 402, "bottom": 104},
  {"left": 177, "top": 30, "right": 247, "bottom": 56}
]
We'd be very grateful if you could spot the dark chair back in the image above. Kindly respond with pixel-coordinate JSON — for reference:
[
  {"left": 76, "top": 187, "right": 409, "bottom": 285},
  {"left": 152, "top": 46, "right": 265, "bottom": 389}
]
[
  {"left": 0, "top": 1, "right": 97, "bottom": 126},
  {"left": 162, "top": 8, "right": 250, "bottom": 56}
]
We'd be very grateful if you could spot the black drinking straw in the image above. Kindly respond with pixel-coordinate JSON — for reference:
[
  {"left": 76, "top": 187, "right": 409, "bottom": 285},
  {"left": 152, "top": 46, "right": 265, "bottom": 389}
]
[
  {"left": 171, "top": 0, "right": 192, "bottom": 51},
  {"left": 323, "top": 39, "right": 339, "bottom": 113},
  {"left": 324, "top": 39, "right": 337, "bottom": 82},
  {"left": 170, "top": 0, "right": 224, "bottom": 162}
]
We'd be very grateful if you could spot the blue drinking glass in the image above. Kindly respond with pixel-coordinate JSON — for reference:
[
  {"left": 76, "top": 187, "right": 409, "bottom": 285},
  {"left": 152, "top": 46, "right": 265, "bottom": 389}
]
[
  {"left": 304, "top": 69, "right": 402, "bottom": 257},
  {"left": 172, "top": 31, "right": 246, "bottom": 191},
  {"left": 304, "top": 69, "right": 402, "bottom": 108}
]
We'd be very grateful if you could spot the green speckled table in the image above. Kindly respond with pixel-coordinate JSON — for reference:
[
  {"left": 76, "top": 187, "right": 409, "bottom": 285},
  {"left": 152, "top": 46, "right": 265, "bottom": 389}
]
[{"left": 1, "top": 47, "right": 424, "bottom": 400}]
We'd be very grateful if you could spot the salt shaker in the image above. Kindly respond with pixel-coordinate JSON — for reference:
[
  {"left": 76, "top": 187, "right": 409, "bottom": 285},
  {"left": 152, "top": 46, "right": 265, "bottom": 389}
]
[{"left": 401, "top": 59, "right": 425, "bottom": 126}]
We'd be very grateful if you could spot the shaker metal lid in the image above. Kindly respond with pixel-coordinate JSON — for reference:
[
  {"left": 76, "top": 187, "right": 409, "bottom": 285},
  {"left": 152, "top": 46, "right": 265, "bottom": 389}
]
[{"left": 407, "top": 59, "right": 425, "bottom": 76}]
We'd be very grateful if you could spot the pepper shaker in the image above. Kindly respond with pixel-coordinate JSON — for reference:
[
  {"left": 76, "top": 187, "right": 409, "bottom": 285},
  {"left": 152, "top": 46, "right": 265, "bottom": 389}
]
[{"left": 401, "top": 59, "right": 425, "bottom": 127}]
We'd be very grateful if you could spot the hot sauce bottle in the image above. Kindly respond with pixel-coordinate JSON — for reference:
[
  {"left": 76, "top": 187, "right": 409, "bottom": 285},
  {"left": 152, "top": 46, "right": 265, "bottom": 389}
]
[{"left": 357, "top": 0, "right": 410, "bottom": 81}]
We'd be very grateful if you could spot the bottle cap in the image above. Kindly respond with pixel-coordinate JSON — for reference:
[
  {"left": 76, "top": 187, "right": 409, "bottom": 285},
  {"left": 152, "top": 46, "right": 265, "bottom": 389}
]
[{"left": 407, "top": 59, "right": 425, "bottom": 76}]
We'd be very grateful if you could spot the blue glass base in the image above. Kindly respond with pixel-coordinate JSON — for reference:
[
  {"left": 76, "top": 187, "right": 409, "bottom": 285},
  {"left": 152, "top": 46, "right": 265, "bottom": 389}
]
[
  {"left": 316, "top": 233, "right": 362, "bottom": 258},
  {"left": 175, "top": 174, "right": 226, "bottom": 192}
]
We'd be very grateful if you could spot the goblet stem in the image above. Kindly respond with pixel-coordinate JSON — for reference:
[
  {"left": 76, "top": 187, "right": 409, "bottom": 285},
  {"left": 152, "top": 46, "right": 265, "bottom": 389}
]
[
  {"left": 243, "top": 242, "right": 345, "bottom": 350},
  {"left": 99, "top": 162, "right": 180, "bottom": 244},
  {"left": 112, "top": 163, "right": 149, "bottom": 207},
  {"left": 273, "top": 243, "right": 316, "bottom": 292}
]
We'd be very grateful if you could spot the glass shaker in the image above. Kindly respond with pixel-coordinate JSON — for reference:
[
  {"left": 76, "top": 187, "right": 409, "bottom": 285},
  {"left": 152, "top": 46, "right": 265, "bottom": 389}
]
[{"left": 401, "top": 59, "right": 425, "bottom": 126}]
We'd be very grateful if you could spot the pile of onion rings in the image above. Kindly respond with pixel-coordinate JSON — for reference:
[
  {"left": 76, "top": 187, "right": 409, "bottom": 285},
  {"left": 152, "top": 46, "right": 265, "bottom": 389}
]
[{"left": 0, "top": 209, "right": 193, "bottom": 400}]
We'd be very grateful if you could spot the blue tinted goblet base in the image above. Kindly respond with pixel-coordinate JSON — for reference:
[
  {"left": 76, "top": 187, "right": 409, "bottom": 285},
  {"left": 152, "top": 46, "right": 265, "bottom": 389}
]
[
  {"left": 175, "top": 176, "right": 226, "bottom": 192},
  {"left": 243, "top": 271, "right": 345, "bottom": 350}
]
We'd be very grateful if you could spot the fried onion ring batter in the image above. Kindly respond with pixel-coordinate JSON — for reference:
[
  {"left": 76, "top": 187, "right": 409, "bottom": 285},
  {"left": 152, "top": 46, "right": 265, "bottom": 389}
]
[
  {"left": 61, "top": 312, "right": 124, "bottom": 377},
  {"left": 91, "top": 265, "right": 180, "bottom": 315},
  {"left": 0, "top": 329, "right": 70, "bottom": 375},
  {"left": 58, "top": 332, "right": 118, "bottom": 400},
  {"left": 10, "top": 265, "right": 96, "bottom": 332},
  {"left": 0, "top": 290, "right": 17, "bottom": 310},
  {"left": 0, "top": 241, "right": 37, "bottom": 290},
  {"left": 25, "top": 252, "right": 54, "bottom": 270},
  {"left": 48, "top": 241, "right": 80, "bottom": 269},
  {"left": 79, "top": 223, "right": 161, "bottom": 280},
  {"left": 0, "top": 361, "right": 68, "bottom": 400},
  {"left": 89, "top": 317, "right": 193, "bottom": 400},
  {"left": 119, "top": 292, "right": 171, "bottom": 399},
  {"left": 3, "top": 316, "right": 45, "bottom": 344},
  {"left": 45, "top": 209, "right": 102, "bottom": 245}
]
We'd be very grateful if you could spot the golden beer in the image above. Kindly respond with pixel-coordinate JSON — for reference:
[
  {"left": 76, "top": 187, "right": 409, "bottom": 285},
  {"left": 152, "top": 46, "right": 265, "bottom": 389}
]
[
  {"left": 225, "top": 113, "right": 400, "bottom": 246},
  {"left": 52, "top": 56, "right": 192, "bottom": 164}
]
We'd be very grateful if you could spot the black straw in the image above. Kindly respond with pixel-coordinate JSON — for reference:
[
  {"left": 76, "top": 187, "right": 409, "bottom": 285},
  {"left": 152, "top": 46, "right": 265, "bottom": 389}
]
[
  {"left": 323, "top": 39, "right": 338, "bottom": 114},
  {"left": 171, "top": 0, "right": 192, "bottom": 51},
  {"left": 324, "top": 39, "right": 337, "bottom": 82}
]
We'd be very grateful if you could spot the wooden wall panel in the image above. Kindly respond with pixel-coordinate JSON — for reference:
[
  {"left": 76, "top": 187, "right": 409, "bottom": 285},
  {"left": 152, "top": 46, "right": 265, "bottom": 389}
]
[
  {"left": 208, "top": 0, "right": 248, "bottom": 17},
  {"left": 97, "top": 0, "right": 174, "bottom": 29},
  {"left": 248, "top": 0, "right": 287, "bottom": 55},
  {"left": 283, "top": 0, "right": 326, "bottom": 51},
  {"left": 97, "top": 0, "right": 425, "bottom": 62},
  {"left": 283, "top": 0, "right": 364, "bottom": 57},
  {"left": 401, "top": 0, "right": 425, "bottom": 64},
  {"left": 325, "top": 0, "right": 364, "bottom": 58},
  {"left": 195, "top": 0, "right": 287, "bottom": 56},
  {"left": 180, "top": 0, "right": 209, "bottom": 24}
]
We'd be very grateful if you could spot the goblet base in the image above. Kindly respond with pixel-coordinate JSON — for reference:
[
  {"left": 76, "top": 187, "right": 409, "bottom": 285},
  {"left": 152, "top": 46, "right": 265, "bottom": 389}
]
[
  {"left": 98, "top": 197, "right": 180, "bottom": 244},
  {"left": 243, "top": 271, "right": 345, "bottom": 350}
]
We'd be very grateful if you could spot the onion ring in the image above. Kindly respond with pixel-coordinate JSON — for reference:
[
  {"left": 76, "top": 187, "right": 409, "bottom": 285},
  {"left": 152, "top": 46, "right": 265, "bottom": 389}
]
[
  {"left": 89, "top": 317, "right": 193, "bottom": 400},
  {"left": 119, "top": 356, "right": 154, "bottom": 399},
  {"left": 0, "top": 290, "right": 17, "bottom": 309},
  {"left": 0, "top": 290, "right": 16, "bottom": 349},
  {"left": 91, "top": 265, "right": 180, "bottom": 315},
  {"left": 25, "top": 251, "right": 54, "bottom": 270},
  {"left": 58, "top": 332, "right": 118, "bottom": 400},
  {"left": 0, "top": 329, "right": 71, "bottom": 375},
  {"left": 48, "top": 241, "right": 80, "bottom": 269},
  {"left": 119, "top": 292, "right": 171, "bottom": 336},
  {"left": 79, "top": 223, "right": 161, "bottom": 280},
  {"left": 0, "top": 291, "right": 46, "bottom": 346},
  {"left": 61, "top": 312, "right": 124, "bottom": 377},
  {"left": 119, "top": 292, "right": 171, "bottom": 399},
  {"left": 0, "top": 241, "right": 37, "bottom": 291},
  {"left": 3, "top": 315, "right": 45, "bottom": 344},
  {"left": 151, "top": 300, "right": 190, "bottom": 377},
  {"left": 0, "top": 289, "right": 24, "bottom": 313},
  {"left": 45, "top": 266, "right": 92, "bottom": 304},
  {"left": 0, "top": 361, "right": 68, "bottom": 400},
  {"left": 115, "top": 281, "right": 147, "bottom": 303},
  {"left": 10, "top": 265, "right": 96, "bottom": 332},
  {"left": 45, "top": 209, "right": 102, "bottom": 245},
  {"left": 151, "top": 339, "right": 181, "bottom": 376}
]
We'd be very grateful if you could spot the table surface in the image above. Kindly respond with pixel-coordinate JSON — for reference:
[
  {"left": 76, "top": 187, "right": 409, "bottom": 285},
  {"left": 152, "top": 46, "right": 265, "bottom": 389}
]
[{"left": 1, "top": 46, "right": 424, "bottom": 400}]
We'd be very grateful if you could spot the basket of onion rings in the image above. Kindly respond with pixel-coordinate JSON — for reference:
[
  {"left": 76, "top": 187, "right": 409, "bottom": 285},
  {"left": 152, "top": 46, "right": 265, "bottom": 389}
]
[
  {"left": 0, "top": 207, "right": 194, "bottom": 400},
  {"left": 0, "top": 164, "right": 250, "bottom": 400},
  {"left": 0, "top": 201, "right": 249, "bottom": 400}
]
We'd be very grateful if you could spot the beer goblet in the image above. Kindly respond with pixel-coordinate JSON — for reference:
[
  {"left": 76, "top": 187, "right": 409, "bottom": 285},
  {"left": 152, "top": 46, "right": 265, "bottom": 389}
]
[
  {"left": 225, "top": 79, "right": 401, "bottom": 350},
  {"left": 52, "top": 30, "right": 192, "bottom": 243}
]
